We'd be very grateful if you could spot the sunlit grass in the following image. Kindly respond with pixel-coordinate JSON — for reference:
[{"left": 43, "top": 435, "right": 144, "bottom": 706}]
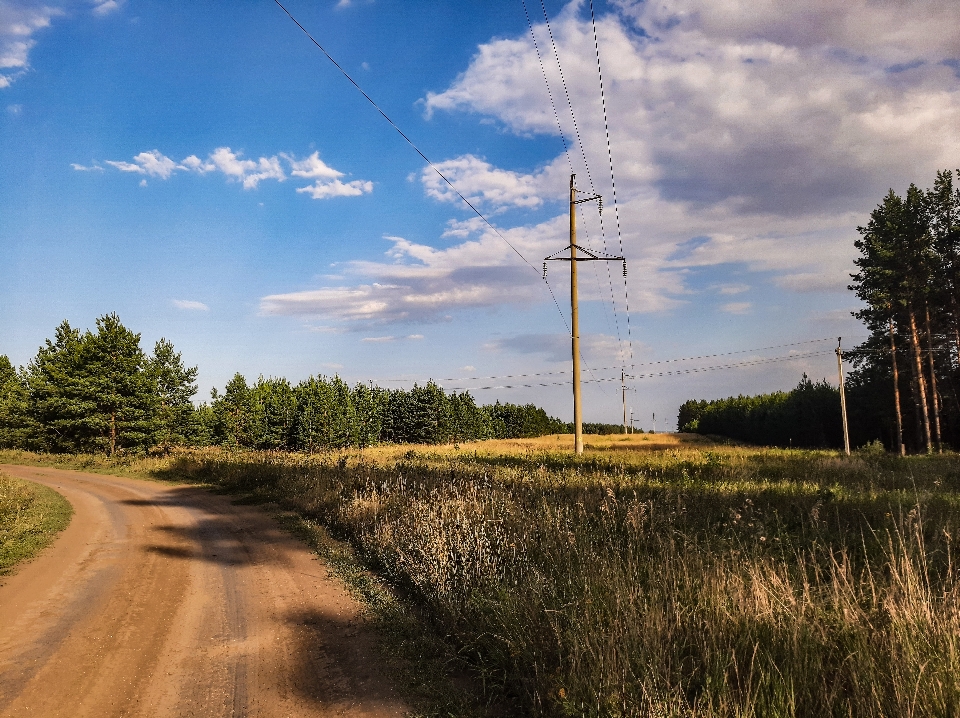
[
  {"left": 4, "top": 437, "right": 960, "bottom": 716},
  {"left": 0, "top": 472, "right": 72, "bottom": 574}
]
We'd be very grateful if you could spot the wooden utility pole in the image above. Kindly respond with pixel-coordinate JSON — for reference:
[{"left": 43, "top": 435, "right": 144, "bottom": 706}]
[
  {"left": 570, "top": 175, "right": 584, "bottom": 455},
  {"left": 543, "top": 174, "right": 624, "bottom": 456},
  {"left": 621, "top": 369, "right": 628, "bottom": 435},
  {"left": 890, "top": 315, "right": 905, "bottom": 456},
  {"left": 836, "top": 337, "right": 851, "bottom": 455}
]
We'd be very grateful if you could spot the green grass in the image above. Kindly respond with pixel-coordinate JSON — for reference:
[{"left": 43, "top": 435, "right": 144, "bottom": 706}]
[
  {"left": 6, "top": 440, "right": 960, "bottom": 716},
  {"left": 0, "top": 472, "right": 72, "bottom": 575}
]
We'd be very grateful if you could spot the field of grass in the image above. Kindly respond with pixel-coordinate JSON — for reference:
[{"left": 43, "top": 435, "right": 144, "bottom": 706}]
[
  {"left": 3, "top": 434, "right": 960, "bottom": 716},
  {"left": 0, "top": 472, "right": 72, "bottom": 575}
]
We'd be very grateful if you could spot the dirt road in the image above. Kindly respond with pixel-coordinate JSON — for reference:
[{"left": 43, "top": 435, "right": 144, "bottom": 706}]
[{"left": 0, "top": 465, "right": 408, "bottom": 718}]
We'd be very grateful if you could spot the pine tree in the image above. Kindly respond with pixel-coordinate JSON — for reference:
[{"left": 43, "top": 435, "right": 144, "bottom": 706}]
[
  {"left": 148, "top": 338, "right": 199, "bottom": 448},
  {"left": 0, "top": 355, "right": 34, "bottom": 449},
  {"left": 26, "top": 315, "right": 156, "bottom": 454}
]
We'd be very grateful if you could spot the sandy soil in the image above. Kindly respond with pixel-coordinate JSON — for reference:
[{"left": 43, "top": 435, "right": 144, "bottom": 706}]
[{"left": 0, "top": 465, "right": 408, "bottom": 718}]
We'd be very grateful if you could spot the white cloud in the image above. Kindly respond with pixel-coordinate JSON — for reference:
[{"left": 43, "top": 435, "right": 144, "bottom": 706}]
[
  {"left": 106, "top": 150, "right": 178, "bottom": 178},
  {"left": 179, "top": 154, "right": 215, "bottom": 173},
  {"left": 720, "top": 302, "right": 752, "bottom": 315},
  {"left": 0, "top": 2, "right": 62, "bottom": 89},
  {"left": 296, "top": 178, "right": 373, "bottom": 199},
  {"left": 208, "top": 147, "right": 285, "bottom": 189},
  {"left": 362, "top": 336, "right": 395, "bottom": 343},
  {"left": 407, "top": 334, "right": 424, "bottom": 340},
  {"left": 285, "top": 151, "right": 343, "bottom": 180},
  {"left": 775, "top": 271, "right": 850, "bottom": 293},
  {"left": 6, "top": 102, "right": 20, "bottom": 113},
  {"left": 172, "top": 299, "right": 209, "bottom": 311},
  {"left": 71, "top": 162, "right": 103, "bottom": 171},
  {"left": 259, "top": 219, "right": 565, "bottom": 324},
  {"left": 91, "top": 0, "right": 122, "bottom": 16},
  {"left": 421, "top": 155, "right": 552, "bottom": 211},
  {"left": 86, "top": 147, "right": 372, "bottom": 200}
]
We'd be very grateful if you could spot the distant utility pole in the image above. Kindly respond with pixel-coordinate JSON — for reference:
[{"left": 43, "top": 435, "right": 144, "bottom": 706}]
[
  {"left": 621, "top": 369, "right": 628, "bottom": 435},
  {"left": 544, "top": 174, "right": 626, "bottom": 456},
  {"left": 652, "top": 412, "right": 656, "bottom": 434},
  {"left": 837, "top": 337, "right": 851, "bottom": 456},
  {"left": 630, "top": 408, "right": 634, "bottom": 434}
]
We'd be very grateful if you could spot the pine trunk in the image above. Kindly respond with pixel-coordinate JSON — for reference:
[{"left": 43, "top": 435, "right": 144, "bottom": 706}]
[
  {"left": 924, "top": 304, "right": 943, "bottom": 452},
  {"left": 890, "top": 316, "right": 905, "bottom": 456},
  {"left": 908, "top": 306, "right": 933, "bottom": 453}
]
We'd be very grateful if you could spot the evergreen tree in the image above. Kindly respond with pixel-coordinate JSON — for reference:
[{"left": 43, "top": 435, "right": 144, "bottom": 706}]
[
  {"left": 148, "top": 338, "right": 199, "bottom": 447},
  {"left": 0, "top": 355, "right": 34, "bottom": 449},
  {"left": 26, "top": 315, "right": 156, "bottom": 454},
  {"left": 210, "top": 374, "right": 253, "bottom": 447}
]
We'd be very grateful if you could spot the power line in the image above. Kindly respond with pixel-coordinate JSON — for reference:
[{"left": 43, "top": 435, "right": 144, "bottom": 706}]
[
  {"left": 588, "top": 0, "right": 634, "bottom": 371},
  {"left": 378, "top": 337, "right": 839, "bottom": 384},
  {"left": 531, "top": 0, "right": 626, "bottom": 365},
  {"left": 272, "top": 0, "right": 571, "bottom": 332},
  {"left": 447, "top": 349, "right": 836, "bottom": 391}
]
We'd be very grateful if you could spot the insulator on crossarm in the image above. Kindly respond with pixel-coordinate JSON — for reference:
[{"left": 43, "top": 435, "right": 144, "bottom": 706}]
[
  {"left": 622, "top": 261, "right": 627, "bottom": 277},
  {"left": 543, "top": 262, "right": 548, "bottom": 279},
  {"left": 598, "top": 198, "right": 603, "bottom": 215}
]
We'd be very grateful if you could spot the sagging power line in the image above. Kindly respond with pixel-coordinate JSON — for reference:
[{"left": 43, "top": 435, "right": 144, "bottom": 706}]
[
  {"left": 272, "top": 0, "right": 572, "bottom": 333},
  {"left": 446, "top": 349, "right": 839, "bottom": 392}
]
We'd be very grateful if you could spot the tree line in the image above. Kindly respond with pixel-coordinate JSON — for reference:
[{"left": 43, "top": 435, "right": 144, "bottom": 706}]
[
  {"left": 677, "top": 376, "right": 842, "bottom": 448},
  {"left": 0, "top": 314, "right": 568, "bottom": 454},
  {"left": 677, "top": 169, "right": 960, "bottom": 453}
]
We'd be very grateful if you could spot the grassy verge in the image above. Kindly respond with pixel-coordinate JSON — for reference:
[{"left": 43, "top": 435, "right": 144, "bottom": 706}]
[
  {"left": 0, "top": 472, "right": 72, "bottom": 575},
  {"left": 5, "top": 438, "right": 960, "bottom": 716}
]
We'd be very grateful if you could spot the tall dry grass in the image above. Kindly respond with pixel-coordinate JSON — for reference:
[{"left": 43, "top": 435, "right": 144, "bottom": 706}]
[{"left": 7, "top": 439, "right": 960, "bottom": 716}]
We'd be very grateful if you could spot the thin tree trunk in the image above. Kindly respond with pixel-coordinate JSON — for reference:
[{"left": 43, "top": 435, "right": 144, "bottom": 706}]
[
  {"left": 908, "top": 305, "right": 933, "bottom": 453},
  {"left": 951, "top": 295, "right": 960, "bottom": 364},
  {"left": 890, "top": 316, "right": 905, "bottom": 456},
  {"left": 925, "top": 303, "right": 943, "bottom": 452},
  {"left": 909, "top": 371, "right": 922, "bottom": 451}
]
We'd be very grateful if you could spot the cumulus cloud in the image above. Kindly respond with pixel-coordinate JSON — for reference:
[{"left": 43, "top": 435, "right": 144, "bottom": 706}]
[
  {"left": 422, "top": 155, "right": 556, "bottom": 211},
  {"left": 172, "top": 299, "right": 209, "bottom": 311},
  {"left": 720, "top": 302, "right": 752, "bottom": 315},
  {"left": 85, "top": 147, "right": 372, "bottom": 199},
  {"left": 106, "top": 150, "right": 178, "bottom": 179},
  {"left": 297, "top": 178, "right": 373, "bottom": 199},
  {"left": 0, "top": 2, "right": 61, "bottom": 89},
  {"left": 417, "top": 0, "right": 960, "bottom": 312},
  {"left": 260, "top": 218, "right": 568, "bottom": 325}
]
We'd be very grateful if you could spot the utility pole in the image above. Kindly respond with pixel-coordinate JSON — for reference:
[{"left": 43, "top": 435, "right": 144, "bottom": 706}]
[
  {"left": 629, "top": 408, "right": 634, "bottom": 434},
  {"left": 544, "top": 174, "right": 625, "bottom": 456},
  {"left": 837, "top": 337, "right": 851, "bottom": 456},
  {"left": 652, "top": 412, "right": 656, "bottom": 434},
  {"left": 621, "top": 369, "right": 628, "bottom": 435},
  {"left": 570, "top": 175, "right": 584, "bottom": 455}
]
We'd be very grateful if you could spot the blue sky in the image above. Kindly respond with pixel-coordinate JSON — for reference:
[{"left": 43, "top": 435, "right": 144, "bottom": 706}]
[{"left": 3, "top": 0, "right": 959, "bottom": 429}]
